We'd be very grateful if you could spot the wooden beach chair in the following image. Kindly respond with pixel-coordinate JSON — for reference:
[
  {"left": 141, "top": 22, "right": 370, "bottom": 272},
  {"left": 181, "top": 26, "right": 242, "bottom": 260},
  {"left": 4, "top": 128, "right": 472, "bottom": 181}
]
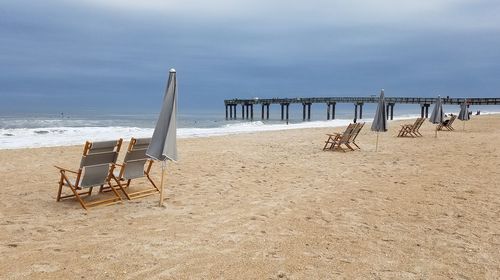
[
  {"left": 324, "top": 123, "right": 359, "bottom": 152},
  {"left": 105, "top": 138, "right": 160, "bottom": 200},
  {"left": 397, "top": 118, "right": 423, "bottom": 137},
  {"left": 323, "top": 123, "right": 355, "bottom": 151},
  {"left": 437, "top": 115, "right": 457, "bottom": 131},
  {"left": 55, "top": 139, "right": 123, "bottom": 210},
  {"left": 331, "top": 126, "right": 357, "bottom": 152},
  {"left": 350, "top": 122, "right": 365, "bottom": 149}
]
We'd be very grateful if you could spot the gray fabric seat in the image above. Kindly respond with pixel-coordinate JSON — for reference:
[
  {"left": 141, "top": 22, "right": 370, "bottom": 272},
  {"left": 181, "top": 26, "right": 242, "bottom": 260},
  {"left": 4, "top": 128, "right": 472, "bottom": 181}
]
[
  {"left": 108, "top": 137, "right": 159, "bottom": 200},
  {"left": 55, "top": 139, "right": 123, "bottom": 210}
]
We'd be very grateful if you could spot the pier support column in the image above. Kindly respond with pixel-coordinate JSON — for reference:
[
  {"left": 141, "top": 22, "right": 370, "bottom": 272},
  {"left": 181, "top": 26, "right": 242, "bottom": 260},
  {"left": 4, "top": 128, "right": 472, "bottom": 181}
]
[
  {"left": 245, "top": 104, "right": 249, "bottom": 120},
  {"left": 332, "top": 102, "right": 336, "bottom": 119},
  {"left": 280, "top": 104, "right": 285, "bottom": 120},
  {"left": 250, "top": 104, "right": 254, "bottom": 120},
  {"left": 358, "top": 103, "right": 363, "bottom": 119},
  {"left": 390, "top": 103, "right": 394, "bottom": 120},
  {"left": 241, "top": 104, "right": 245, "bottom": 119},
  {"left": 261, "top": 104, "right": 265, "bottom": 120},
  {"left": 326, "top": 103, "right": 330, "bottom": 120},
  {"left": 354, "top": 103, "right": 358, "bottom": 123},
  {"left": 266, "top": 104, "right": 270, "bottom": 120},
  {"left": 229, "top": 105, "right": 233, "bottom": 119},
  {"left": 307, "top": 103, "right": 311, "bottom": 120},
  {"left": 225, "top": 105, "right": 228, "bottom": 120},
  {"left": 233, "top": 105, "right": 237, "bottom": 119},
  {"left": 425, "top": 104, "right": 430, "bottom": 118},
  {"left": 286, "top": 103, "right": 290, "bottom": 121},
  {"left": 386, "top": 103, "right": 390, "bottom": 120},
  {"left": 421, "top": 104, "right": 425, "bottom": 118},
  {"left": 302, "top": 103, "right": 306, "bottom": 120}
]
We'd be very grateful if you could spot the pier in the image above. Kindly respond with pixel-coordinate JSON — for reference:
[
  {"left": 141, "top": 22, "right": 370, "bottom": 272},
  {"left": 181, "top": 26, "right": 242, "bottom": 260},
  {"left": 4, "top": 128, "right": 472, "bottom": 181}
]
[{"left": 224, "top": 97, "right": 500, "bottom": 121}]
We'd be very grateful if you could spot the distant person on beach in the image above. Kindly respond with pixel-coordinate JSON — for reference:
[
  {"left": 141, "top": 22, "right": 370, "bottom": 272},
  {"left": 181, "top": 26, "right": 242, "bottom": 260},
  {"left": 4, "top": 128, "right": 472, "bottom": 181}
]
[{"left": 476, "top": 110, "right": 481, "bottom": 115}]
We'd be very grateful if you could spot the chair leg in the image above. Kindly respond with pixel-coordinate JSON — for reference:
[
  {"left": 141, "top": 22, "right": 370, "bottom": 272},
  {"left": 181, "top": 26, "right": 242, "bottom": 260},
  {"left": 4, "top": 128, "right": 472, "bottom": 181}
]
[
  {"left": 56, "top": 175, "right": 64, "bottom": 202},
  {"left": 352, "top": 142, "right": 360, "bottom": 149},
  {"left": 107, "top": 182, "right": 123, "bottom": 202},
  {"left": 323, "top": 136, "right": 333, "bottom": 150},
  {"left": 345, "top": 143, "right": 355, "bottom": 151},
  {"left": 88, "top": 187, "right": 93, "bottom": 196},
  {"left": 146, "top": 175, "right": 160, "bottom": 191},
  {"left": 68, "top": 185, "right": 88, "bottom": 210},
  {"left": 112, "top": 176, "right": 131, "bottom": 200}
]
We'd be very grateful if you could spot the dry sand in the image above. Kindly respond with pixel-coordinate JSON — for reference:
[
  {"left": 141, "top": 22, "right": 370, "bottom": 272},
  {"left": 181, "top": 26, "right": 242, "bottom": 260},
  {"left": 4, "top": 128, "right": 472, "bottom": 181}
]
[{"left": 0, "top": 115, "right": 499, "bottom": 279}]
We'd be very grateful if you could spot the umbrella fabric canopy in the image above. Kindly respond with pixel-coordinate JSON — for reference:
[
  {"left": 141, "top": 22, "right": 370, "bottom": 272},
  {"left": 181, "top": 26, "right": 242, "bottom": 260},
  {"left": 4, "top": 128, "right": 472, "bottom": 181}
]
[
  {"left": 146, "top": 69, "right": 178, "bottom": 207},
  {"left": 147, "top": 69, "right": 178, "bottom": 162},
  {"left": 429, "top": 95, "right": 444, "bottom": 124},
  {"left": 371, "top": 89, "right": 387, "bottom": 132},
  {"left": 458, "top": 99, "right": 470, "bottom": 121},
  {"left": 371, "top": 89, "right": 387, "bottom": 152}
]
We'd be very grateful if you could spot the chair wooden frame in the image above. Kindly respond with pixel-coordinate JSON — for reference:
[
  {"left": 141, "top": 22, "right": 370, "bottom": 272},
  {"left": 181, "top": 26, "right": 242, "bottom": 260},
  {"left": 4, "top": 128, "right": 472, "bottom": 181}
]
[
  {"left": 323, "top": 123, "right": 355, "bottom": 151},
  {"left": 437, "top": 115, "right": 457, "bottom": 131},
  {"left": 398, "top": 118, "right": 425, "bottom": 137},
  {"left": 323, "top": 123, "right": 362, "bottom": 152},
  {"left": 105, "top": 138, "right": 160, "bottom": 200},
  {"left": 55, "top": 139, "right": 123, "bottom": 210},
  {"left": 350, "top": 122, "right": 365, "bottom": 149},
  {"left": 413, "top": 118, "right": 426, "bottom": 136}
]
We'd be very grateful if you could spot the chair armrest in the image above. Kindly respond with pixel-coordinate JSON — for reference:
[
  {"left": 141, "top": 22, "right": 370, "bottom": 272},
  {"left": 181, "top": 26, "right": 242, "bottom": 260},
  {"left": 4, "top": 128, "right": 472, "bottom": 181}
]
[{"left": 54, "top": 165, "right": 79, "bottom": 174}]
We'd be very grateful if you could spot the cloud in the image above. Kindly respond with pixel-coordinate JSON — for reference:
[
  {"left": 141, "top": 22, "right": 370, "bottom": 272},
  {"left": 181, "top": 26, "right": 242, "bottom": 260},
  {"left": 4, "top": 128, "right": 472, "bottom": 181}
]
[
  {"left": 1, "top": 0, "right": 500, "bottom": 113},
  {"left": 76, "top": 0, "right": 500, "bottom": 31}
]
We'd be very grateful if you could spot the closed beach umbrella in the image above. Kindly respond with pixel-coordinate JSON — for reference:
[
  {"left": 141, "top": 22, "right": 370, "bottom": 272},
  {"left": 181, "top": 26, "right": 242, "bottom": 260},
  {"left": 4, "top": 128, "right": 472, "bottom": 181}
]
[
  {"left": 371, "top": 89, "right": 387, "bottom": 151},
  {"left": 429, "top": 95, "right": 444, "bottom": 137},
  {"left": 458, "top": 99, "right": 470, "bottom": 131},
  {"left": 146, "top": 68, "right": 178, "bottom": 206}
]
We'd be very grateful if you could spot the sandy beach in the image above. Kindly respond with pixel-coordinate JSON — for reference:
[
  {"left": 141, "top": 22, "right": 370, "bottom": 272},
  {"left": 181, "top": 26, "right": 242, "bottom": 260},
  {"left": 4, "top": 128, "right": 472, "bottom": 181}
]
[{"left": 0, "top": 115, "right": 499, "bottom": 279}]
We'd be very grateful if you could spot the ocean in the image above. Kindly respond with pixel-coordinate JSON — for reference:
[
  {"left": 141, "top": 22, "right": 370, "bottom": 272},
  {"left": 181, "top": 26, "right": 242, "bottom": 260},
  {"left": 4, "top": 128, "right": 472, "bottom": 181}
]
[{"left": 1, "top": 103, "right": 499, "bottom": 149}]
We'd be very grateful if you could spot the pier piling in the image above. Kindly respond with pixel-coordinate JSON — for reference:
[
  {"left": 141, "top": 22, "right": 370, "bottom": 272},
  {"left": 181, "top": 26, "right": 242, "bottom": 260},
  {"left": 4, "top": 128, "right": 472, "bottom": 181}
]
[{"left": 354, "top": 104, "right": 358, "bottom": 123}]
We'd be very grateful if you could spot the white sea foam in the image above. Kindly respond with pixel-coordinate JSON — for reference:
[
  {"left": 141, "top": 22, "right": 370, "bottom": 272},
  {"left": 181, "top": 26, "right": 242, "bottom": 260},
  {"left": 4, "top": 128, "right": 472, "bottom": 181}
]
[
  {"left": 0, "top": 119, "right": 352, "bottom": 149},
  {"left": 0, "top": 112, "right": 498, "bottom": 149}
]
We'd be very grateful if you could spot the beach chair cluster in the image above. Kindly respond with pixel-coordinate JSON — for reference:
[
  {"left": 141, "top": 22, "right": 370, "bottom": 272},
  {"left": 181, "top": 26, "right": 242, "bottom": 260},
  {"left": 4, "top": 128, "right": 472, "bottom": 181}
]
[
  {"left": 397, "top": 117, "right": 426, "bottom": 137},
  {"left": 437, "top": 115, "right": 457, "bottom": 131},
  {"left": 323, "top": 122, "right": 365, "bottom": 152},
  {"left": 55, "top": 138, "right": 159, "bottom": 210}
]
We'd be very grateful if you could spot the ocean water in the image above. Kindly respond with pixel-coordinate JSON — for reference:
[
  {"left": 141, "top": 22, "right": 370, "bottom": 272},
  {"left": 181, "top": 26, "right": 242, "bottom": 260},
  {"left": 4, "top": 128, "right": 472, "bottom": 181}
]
[{"left": 1, "top": 104, "right": 499, "bottom": 149}]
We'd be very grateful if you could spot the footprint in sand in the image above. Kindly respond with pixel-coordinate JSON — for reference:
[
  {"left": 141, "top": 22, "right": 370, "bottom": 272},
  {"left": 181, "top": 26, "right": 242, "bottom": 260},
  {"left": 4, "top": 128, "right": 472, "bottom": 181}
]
[{"left": 31, "top": 263, "right": 60, "bottom": 273}]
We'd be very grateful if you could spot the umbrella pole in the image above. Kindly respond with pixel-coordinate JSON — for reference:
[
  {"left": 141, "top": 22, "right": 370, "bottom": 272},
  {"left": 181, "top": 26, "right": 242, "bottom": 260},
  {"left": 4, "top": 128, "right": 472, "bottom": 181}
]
[
  {"left": 375, "top": 132, "right": 379, "bottom": 152},
  {"left": 159, "top": 161, "right": 166, "bottom": 207}
]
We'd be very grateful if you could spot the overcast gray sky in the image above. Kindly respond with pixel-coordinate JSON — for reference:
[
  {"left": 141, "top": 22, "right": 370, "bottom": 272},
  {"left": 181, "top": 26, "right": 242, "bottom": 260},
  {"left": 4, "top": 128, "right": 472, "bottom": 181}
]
[{"left": 1, "top": 0, "right": 499, "bottom": 113}]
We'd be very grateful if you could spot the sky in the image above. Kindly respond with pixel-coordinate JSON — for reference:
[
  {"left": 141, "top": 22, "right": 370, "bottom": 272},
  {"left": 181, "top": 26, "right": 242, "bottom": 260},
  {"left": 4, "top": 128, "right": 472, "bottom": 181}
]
[{"left": 1, "top": 0, "right": 499, "bottom": 114}]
